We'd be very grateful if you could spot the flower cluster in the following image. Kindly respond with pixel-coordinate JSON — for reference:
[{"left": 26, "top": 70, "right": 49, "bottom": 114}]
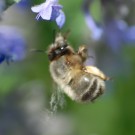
[
  {"left": 82, "top": 0, "right": 135, "bottom": 52},
  {"left": 0, "top": 26, "right": 26, "bottom": 64},
  {"left": 31, "top": 0, "right": 65, "bottom": 29}
]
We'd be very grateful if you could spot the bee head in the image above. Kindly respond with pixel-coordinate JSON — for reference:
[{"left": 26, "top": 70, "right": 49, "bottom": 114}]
[
  {"left": 48, "top": 42, "right": 69, "bottom": 61},
  {"left": 48, "top": 32, "right": 74, "bottom": 61}
]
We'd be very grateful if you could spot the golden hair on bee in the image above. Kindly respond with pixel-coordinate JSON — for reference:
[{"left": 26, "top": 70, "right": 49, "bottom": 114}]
[{"left": 47, "top": 32, "right": 109, "bottom": 102}]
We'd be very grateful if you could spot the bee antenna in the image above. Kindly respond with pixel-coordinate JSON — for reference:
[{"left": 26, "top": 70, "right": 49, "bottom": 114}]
[
  {"left": 30, "top": 49, "right": 46, "bottom": 53},
  {"left": 106, "top": 77, "right": 113, "bottom": 81},
  {"left": 88, "top": 55, "right": 94, "bottom": 59},
  {"left": 63, "top": 29, "right": 71, "bottom": 39}
]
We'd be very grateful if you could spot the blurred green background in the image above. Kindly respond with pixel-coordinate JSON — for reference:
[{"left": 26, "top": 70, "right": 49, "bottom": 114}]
[{"left": 0, "top": 0, "right": 135, "bottom": 135}]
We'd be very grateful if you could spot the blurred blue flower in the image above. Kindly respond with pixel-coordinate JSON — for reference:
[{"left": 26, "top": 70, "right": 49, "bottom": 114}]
[
  {"left": 103, "top": 19, "right": 135, "bottom": 51},
  {"left": 82, "top": 0, "right": 135, "bottom": 52},
  {"left": 82, "top": 0, "right": 103, "bottom": 41},
  {"left": 31, "top": 0, "right": 65, "bottom": 28},
  {"left": 103, "top": 19, "right": 127, "bottom": 51},
  {"left": 17, "top": 0, "right": 31, "bottom": 8},
  {"left": 0, "top": 26, "right": 26, "bottom": 64},
  {"left": 83, "top": 10, "right": 103, "bottom": 41}
]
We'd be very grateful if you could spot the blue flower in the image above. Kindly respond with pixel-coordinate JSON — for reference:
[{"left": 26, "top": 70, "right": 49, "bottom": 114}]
[
  {"left": 103, "top": 19, "right": 127, "bottom": 51},
  {"left": 82, "top": 0, "right": 135, "bottom": 52},
  {"left": 84, "top": 11, "right": 103, "bottom": 41},
  {"left": 0, "top": 26, "right": 26, "bottom": 64},
  {"left": 123, "top": 26, "right": 135, "bottom": 44},
  {"left": 82, "top": 0, "right": 103, "bottom": 41},
  {"left": 31, "top": 0, "right": 65, "bottom": 28},
  {"left": 102, "top": 19, "right": 135, "bottom": 52},
  {"left": 17, "top": 0, "right": 31, "bottom": 8}
]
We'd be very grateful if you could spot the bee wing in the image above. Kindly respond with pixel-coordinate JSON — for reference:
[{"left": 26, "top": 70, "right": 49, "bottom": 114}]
[{"left": 85, "top": 66, "right": 109, "bottom": 81}]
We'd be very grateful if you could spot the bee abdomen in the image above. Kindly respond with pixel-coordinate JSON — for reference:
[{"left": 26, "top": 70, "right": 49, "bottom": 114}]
[
  {"left": 81, "top": 78, "right": 105, "bottom": 102},
  {"left": 81, "top": 79, "right": 97, "bottom": 101},
  {"left": 91, "top": 85, "right": 104, "bottom": 101}
]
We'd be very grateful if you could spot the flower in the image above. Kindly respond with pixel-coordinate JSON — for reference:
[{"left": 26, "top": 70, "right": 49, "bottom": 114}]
[
  {"left": 82, "top": 0, "right": 103, "bottom": 41},
  {"left": 84, "top": 10, "right": 103, "bottom": 41},
  {"left": 0, "top": 26, "right": 26, "bottom": 64},
  {"left": 31, "top": 0, "right": 65, "bottom": 28},
  {"left": 102, "top": 19, "right": 135, "bottom": 51},
  {"left": 82, "top": 0, "right": 135, "bottom": 52},
  {"left": 17, "top": 0, "right": 31, "bottom": 8}
]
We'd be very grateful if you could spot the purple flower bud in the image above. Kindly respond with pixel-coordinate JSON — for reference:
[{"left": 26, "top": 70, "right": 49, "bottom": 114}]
[
  {"left": 0, "top": 26, "right": 26, "bottom": 64},
  {"left": 31, "top": 0, "right": 65, "bottom": 28}
]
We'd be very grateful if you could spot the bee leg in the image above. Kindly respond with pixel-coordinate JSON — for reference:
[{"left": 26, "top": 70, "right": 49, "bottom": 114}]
[
  {"left": 66, "top": 60, "right": 71, "bottom": 66},
  {"left": 82, "top": 66, "right": 87, "bottom": 71},
  {"left": 77, "top": 45, "right": 88, "bottom": 62}
]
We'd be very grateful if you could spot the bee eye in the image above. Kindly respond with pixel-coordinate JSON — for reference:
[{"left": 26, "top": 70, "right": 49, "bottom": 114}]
[
  {"left": 60, "top": 44, "right": 68, "bottom": 50},
  {"left": 55, "top": 49, "right": 61, "bottom": 54},
  {"left": 48, "top": 53, "right": 55, "bottom": 61},
  {"left": 61, "top": 47, "right": 64, "bottom": 50}
]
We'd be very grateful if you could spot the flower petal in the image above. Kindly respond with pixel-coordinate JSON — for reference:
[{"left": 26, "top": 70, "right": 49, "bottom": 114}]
[
  {"left": 56, "top": 10, "right": 65, "bottom": 28},
  {"left": 46, "top": 0, "right": 59, "bottom": 3},
  {"left": 84, "top": 13, "right": 103, "bottom": 40},
  {"left": 51, "top": 5, "right": 62, "bottom": 20},
  {"left": 53, "top": 5, "right": 63, "bottom": 10},
  {"left": 40, "top": 6, "right": 52, "bottom": 20},
  {"left": 124, "top": 26, "right": 135, "bottom": 43},
  {"left": 31, "top": 3, "right": 45, "bottom": 13},
  {"left": 0, "top": 26, "right": 26, "bottom": 63}
]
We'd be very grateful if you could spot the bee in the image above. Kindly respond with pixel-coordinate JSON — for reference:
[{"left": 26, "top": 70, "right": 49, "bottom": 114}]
[{"left": 47, "top": 33, "right": 109, "bottom": 102}]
